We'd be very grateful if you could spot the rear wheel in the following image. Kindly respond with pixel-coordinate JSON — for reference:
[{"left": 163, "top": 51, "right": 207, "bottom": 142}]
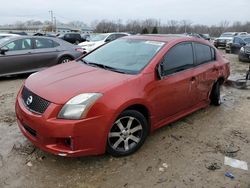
[
  {"left": 58, "top": 56, "right": 73, "bottom": 64},
  {"left": 107, "top": 110, "right": 149, "bottom": 157},
  {"left": 210, "top": 81, "right": 221, "bottom": 106}
]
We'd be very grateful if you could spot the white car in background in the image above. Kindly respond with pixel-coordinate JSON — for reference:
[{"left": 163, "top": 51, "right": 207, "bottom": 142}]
[
  {"left": 78, "top": 33, "right": 130, "bottom": 53},
  {"left": 0, "top": 33, "right": 20, "bottom": 39}
]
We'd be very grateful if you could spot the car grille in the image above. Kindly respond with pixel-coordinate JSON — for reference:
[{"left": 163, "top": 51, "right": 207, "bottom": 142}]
[
  {"left": 245, "top": 46, "right": 250, "bottom": 54},
  {"left": 21, "top": 87, "right": 50, "bottom": 114}
]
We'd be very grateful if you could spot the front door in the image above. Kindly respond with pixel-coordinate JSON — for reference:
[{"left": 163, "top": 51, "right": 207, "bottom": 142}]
[
  {"left": 152, "top": 42, "right": 196, "bottom": 123},
  {"left": 0, "top": 38, "right": 35, "bottom": 75}
]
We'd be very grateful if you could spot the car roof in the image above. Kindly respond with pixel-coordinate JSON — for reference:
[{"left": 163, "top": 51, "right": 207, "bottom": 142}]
[
  {"left": 0, "top": 33, "right": 19, "bottom": 36},
  {"left": 0, "top": 35, "right": 64, "bottom": 46},
  {"left": 124, "top": 34, "right": 199, "bottom": 43},
  {"left": 2, "top": 35, "right": 58, "bottom": 40},
  {"left": 234, "top": 35, "right": 250, "bottom": 39},
  {"left": 96, "top": 32, "right": 130, "bottom": 35}
]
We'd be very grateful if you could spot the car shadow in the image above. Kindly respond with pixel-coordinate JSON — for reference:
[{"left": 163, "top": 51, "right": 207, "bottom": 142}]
[{"left": 0, "top": 73, "right": 31, "bottom": 81}]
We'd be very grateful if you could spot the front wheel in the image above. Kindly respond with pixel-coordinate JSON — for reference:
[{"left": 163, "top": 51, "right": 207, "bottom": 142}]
[
  {"left": 107, "top": 110, "right": 149, "bottom": 157},
  {"left": 58, "top": 56, "right": 73, "bottom": 64},
  {"left": 210, "top": 81, "right": 221, "bottom": 106}
]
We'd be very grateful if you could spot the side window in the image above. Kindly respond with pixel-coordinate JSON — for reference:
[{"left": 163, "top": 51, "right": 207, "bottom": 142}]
[
  {"left": 65, "top": 34, "right": 70, "bottom": 39},
  {"left": 116, "top": 34, "right": 127, "bottom": 39},
  {"left": 53, "top": 41, "right": 60, "bottom": 47},
  {"left": 162, "top": 43, "right": 194, "bottom": 76},
  {"left": 234, "top": 37, "right": 244, "bottom": 44},
  {"left": 5, "top": 39, "right": 32, "bottom": 51},
  {"left": 106, "top": 34, "right": 116, "bottom": 42},
  {"left": 35, "top": 38, "right": 54, "bottom": 49},
  {"left": 244, "top": 38, "right": 250, "bottom": 43},
  {"left": 194, "top": 43, "right": 214, "bottom": 65}
]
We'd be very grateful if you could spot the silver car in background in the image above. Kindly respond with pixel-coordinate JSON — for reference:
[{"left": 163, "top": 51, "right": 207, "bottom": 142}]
[
  {"left": 0, "top": 33, "right": 20, "bottom": 39},
  {"left": 0, "top": 36, "right": 83, "bottom": 77}
]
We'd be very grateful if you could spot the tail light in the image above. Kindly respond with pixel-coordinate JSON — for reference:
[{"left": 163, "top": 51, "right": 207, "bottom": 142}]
[{"left": 75, "top": 48, "right": 85, "bottom": 54}]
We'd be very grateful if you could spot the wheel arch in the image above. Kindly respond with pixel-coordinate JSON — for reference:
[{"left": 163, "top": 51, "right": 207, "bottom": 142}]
[
  {"left": 217, "top": 76, "right": 225, "bottom": 85},
  {"left": 113, "top": 103, "right": 152, "bottom": 132},
  {"left": 57, "top": 54, "right": 75, "bottom": 64}
]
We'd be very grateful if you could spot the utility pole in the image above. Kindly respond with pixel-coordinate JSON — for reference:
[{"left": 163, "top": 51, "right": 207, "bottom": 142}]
[
  {"left": 54, "top": 16, "right": 57, "bottom": 33},
  {"left": 49, "top": 10, "right": 54, "bottom": 32}
]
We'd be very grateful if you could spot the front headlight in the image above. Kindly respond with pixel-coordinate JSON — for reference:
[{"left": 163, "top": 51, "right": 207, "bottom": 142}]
[
  {"left": 58, "top": 93, "right": 102, "bottom": 120},
  {"left": 240, "top": 47, "right": 245, "bottom": 53}
]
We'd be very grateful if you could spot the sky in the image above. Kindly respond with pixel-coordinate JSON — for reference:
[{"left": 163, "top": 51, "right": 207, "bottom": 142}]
[{"left": 0, "top": 0, "right": 249, "bottom": 26}]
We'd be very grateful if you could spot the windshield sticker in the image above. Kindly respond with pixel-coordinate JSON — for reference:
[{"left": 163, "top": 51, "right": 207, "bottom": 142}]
[{"left": 145, "top": 41, "right": 165, "bottom": 46}]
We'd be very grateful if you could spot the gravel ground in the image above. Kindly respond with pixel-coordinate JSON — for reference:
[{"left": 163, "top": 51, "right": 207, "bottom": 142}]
[{"left": 0, "top": 51, "right": 250, "bottom": 188}]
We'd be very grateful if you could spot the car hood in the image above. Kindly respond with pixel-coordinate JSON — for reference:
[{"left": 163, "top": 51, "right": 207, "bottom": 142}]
[{"left": 25, "top": 62, "right": 133, "bottom": 104}]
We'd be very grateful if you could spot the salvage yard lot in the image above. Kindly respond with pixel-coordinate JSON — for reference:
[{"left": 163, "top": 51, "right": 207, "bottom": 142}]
[{"left": 0, "top": 51, "right": 250, "bottom": 188}]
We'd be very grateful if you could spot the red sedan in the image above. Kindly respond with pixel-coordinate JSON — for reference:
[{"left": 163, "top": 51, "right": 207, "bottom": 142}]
[{"left": 15, "top": 35, "right": 230, "bottom": 157}]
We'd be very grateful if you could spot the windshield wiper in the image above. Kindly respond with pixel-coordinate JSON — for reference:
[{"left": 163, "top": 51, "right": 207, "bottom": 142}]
[{"left": 86, "top": 62, "right": 128, "bottom": 74}]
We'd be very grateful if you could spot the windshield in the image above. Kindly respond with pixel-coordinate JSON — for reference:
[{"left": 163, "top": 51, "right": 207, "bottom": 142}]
[
  {"left": 244, "top": 38, "right": 250, "bottom": 43},
  {"left": 0, "top": 37, "right": 11, "bottom": 45},
  {"left": 89, "top": 34, "right": 109, "bottom": 42},
  {"left": 81, "top": 38, "right": 165, "bottom": 74}
]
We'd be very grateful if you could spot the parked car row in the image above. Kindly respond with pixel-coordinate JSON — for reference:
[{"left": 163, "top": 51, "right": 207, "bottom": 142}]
[
  {"left": 214, "top": 32, "right": 248, "bottom": 48},
  {"left": 225, "top": 35, "right": 250, "bottom": 54}
]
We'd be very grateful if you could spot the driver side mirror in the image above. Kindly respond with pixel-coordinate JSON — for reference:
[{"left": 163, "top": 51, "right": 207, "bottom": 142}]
[
  {"left": 157, "top": 62, "right": 164, "bottom": 80},
  {"left": 0, "top": 47, "right": 9, "bottom": 55}
]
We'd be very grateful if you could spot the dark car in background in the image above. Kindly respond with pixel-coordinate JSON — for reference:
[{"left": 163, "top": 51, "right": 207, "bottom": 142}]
[
  {"left": 199, "top": 34, "right": 211, "bottom": 41},
  {"left": 214, "top": 32, "right": 237, "bottom": 48},
  {"left": 239, "top": 44, "right": 250, "bottom": 62},
  {"left": 58, "top": 33, "right": 83, "bottom": 44},
  {"left": 225, "top": 35, "right": 250, "bottom": 54},
  {"left": 9, "top": 31, "right": 28, "bottom": 36},
  {"left": 0, "top": 36, "right": 83, "bottom": 77}
]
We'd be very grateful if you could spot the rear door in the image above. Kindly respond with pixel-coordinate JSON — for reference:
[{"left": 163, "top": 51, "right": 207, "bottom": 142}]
[
  {"left": 191, "top": 42, "right": 219, "bottom": 104},
  {"left": 0, "top": 38, "right": 35, "bottom": 75},
  {"left": 32, "top": 38, "right": 61, "bottom": 68},
  {"left": 153, "top": 42, "right": 195, "bottom": 122}
]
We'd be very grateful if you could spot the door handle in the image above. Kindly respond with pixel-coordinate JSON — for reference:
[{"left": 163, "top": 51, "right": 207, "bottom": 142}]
[
  {"left": 190, "top": 76, "right": 196, "bottom": 81},
  {"left": 212, "top": 67, "right": 218, "bottom": 71}
]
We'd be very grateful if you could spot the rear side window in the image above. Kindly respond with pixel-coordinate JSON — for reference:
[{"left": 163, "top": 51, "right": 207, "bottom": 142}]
[
  {"left": 194, "top": 43, "right": 215, "bottom": 65},
  {"left": 162, "top": 42, "right": 194, "bottom": 75},
  {"left": 35, "top": 38, "right": 54, "bottom": 49}
]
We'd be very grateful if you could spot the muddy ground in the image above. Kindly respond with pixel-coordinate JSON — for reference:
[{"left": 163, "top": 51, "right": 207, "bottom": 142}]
[{"left": 0, "top": 51, "right": 250, "bottom": 188}]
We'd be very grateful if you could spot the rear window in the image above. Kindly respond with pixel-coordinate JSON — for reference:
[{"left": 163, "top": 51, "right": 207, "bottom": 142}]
[
  {"left": 194, "top": 43, "right": 215, "bottom": 65},
  {"left": 35, "top": 38, "right": 54, "bottom": 49}
]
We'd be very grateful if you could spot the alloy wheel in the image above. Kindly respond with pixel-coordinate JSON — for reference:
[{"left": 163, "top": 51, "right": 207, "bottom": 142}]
[{"left": 108, "top": 116, "right": 143, "bottom": 152}]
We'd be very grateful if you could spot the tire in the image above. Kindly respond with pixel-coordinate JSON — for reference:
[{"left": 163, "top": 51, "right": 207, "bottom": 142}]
[
  {"left": 58, "top": 56, "right": 73, "bottom": 64},
  {"left": 225, "top": 50, "right": 230, "bottom": 54},
  {"left": 107, "top": 110, "right": 149, "bottom": 157},
  {"left": 210, "top": 81, "right": 221, "bottom": 106},
  {"left": 75, "top": 40, "right": 80, "bottom": 45}
]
